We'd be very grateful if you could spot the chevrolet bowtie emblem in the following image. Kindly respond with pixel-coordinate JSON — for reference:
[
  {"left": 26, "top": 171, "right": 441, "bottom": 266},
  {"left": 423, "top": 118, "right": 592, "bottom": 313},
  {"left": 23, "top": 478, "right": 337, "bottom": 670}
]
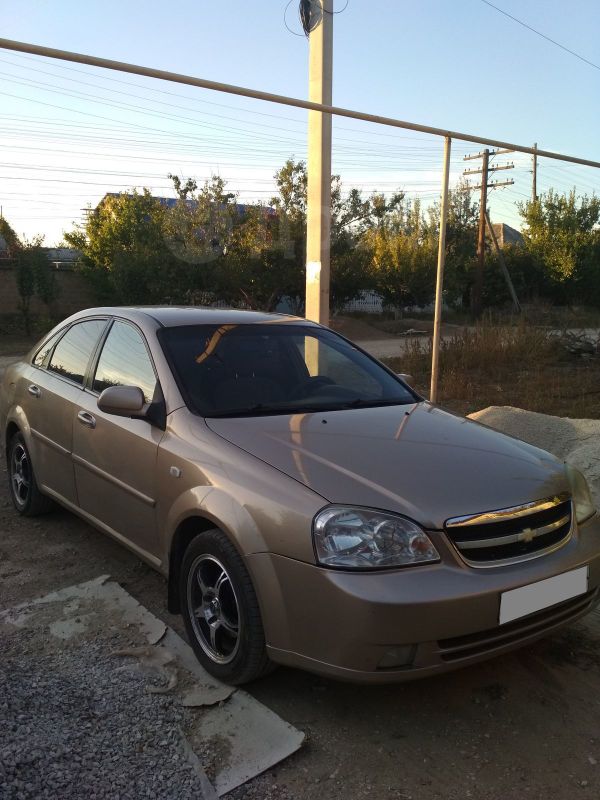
[{"left": 520, "top": 527, "right": 534, "bottom": 543}]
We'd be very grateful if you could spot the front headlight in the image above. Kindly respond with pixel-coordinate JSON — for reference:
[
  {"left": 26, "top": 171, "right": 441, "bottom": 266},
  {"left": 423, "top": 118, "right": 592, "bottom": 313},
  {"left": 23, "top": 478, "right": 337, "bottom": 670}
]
[
  {"left": 313, "top": 506, "right": 440, "bottom": 569},
  {"left": 565, "top": 464, "right": 596, "bottom": 524}
]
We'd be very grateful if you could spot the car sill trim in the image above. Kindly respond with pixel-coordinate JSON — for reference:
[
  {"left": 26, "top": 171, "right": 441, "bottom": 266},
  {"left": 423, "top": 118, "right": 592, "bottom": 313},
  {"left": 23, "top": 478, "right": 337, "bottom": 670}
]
[{"left": 41, "top": 485, "right": 162, "bottom": 570}]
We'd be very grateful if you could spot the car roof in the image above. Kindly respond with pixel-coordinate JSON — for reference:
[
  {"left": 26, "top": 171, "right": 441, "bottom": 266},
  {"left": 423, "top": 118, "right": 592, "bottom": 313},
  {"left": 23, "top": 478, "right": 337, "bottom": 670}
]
[{"left": 67, "top": 306, "right": 316, "bottom": 329}]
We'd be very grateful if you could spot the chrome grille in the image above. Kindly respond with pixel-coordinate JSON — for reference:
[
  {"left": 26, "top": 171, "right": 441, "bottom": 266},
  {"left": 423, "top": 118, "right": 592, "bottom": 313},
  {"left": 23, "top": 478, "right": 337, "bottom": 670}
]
[{"left": 445, "top": 493, "right": 573, "bottom": 566}]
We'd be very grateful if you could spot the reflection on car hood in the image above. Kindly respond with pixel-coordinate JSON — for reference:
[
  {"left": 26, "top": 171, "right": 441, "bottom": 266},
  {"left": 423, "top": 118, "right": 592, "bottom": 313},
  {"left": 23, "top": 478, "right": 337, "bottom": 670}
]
[{"left": 206, "top": 402, "right": 568, "bottom": 530}]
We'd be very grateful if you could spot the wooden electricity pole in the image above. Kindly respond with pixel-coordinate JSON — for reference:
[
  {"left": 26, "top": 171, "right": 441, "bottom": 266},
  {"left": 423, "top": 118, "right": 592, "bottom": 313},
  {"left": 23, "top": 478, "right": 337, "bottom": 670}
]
[
  {"left": 305, "top": 0, "right": 333, "bottom": 326},
  {"left": 485, "top": 211, "right": 521, "bottom": 314},
  {"left": 463, "top": 148, "right": 514, "bottom": 316},
  {"left": 472, "top": 149, "right": 490, "bottom": 316}
]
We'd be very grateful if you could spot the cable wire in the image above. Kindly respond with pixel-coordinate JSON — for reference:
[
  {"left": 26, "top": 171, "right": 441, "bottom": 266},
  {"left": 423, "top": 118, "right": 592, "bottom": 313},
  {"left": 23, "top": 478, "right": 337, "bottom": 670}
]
[{"left": 479, "top": 0, "right": 600, "bottom": 72}]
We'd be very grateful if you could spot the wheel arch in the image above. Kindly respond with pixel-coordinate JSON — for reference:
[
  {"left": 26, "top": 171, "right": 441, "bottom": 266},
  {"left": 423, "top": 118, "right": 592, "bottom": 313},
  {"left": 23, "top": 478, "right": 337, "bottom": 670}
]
[
  {"left": 4, "top": 406, "right": 32, "bottom": 458},
  {"left": 5, "top": 420, "right": 20, "bottom": 455},
  {"left": 163, "top": 486, "right": 271, "bottom": 614},
  {"left": 167, "top": 514, "right": 223, "bottom": 613}
]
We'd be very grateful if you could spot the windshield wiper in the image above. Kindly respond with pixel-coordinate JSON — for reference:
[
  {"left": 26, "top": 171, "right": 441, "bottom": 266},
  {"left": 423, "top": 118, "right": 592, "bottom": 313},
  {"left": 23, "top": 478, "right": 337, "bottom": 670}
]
[
  {"left": 206, "top": 403, "right": 328, "bottom": 418},
  {"left": 338, "top": 398, "right": 414, "bottom": 409},
  {"left": 207, "top": 398, "right": 415, "bottom": 418}
]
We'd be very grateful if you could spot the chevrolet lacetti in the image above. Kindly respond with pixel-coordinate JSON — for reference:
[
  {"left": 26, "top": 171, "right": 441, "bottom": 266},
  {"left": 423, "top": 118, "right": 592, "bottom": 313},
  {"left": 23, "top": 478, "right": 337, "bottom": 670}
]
[{"left": 1, "top": 307, "right": 599, "bottom": 684}]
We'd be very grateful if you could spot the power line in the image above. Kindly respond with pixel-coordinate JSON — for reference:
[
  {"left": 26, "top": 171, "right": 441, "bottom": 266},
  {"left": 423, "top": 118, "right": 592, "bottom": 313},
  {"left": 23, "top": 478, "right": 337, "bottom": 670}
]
[
  {"left": 3, "top": 50, "right": 453, "bottom": 145},
  {"left": 0, "top": 72, "right": 450, "bottom": 159},
  {"left": 479, "top": 0, "right": 600, "bottom": 72},
  {"left": 0, "top": 62, "right": 415, "bottom": 151}
]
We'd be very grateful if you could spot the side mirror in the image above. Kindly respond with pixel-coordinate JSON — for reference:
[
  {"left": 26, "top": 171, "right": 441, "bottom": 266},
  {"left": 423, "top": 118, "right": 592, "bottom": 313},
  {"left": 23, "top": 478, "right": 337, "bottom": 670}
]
[
  {"left": 397, "top": 373, "right": 414, "bottom": 386},
  {"left": 97, "top": 385, "right": 145, "bottom": 417}
]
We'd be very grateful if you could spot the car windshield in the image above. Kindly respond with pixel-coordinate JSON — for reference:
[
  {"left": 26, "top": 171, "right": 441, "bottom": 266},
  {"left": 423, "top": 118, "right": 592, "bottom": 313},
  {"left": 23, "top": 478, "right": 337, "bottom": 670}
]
[{"left": 159, "top": 323, "right": 416, "bottom": 417}]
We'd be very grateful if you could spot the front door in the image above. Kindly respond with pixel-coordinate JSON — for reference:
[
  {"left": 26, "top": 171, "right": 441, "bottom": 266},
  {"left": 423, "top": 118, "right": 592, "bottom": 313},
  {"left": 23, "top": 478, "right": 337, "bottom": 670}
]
[{"left": 72, "top": 319, "right": 163, "bottom": 561}]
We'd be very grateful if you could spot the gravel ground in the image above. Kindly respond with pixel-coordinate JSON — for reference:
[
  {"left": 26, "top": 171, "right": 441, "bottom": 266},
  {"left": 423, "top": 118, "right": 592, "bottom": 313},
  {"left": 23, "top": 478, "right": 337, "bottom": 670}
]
[{"left": 0, "top": 632, "right": 209, "bottom": 800}]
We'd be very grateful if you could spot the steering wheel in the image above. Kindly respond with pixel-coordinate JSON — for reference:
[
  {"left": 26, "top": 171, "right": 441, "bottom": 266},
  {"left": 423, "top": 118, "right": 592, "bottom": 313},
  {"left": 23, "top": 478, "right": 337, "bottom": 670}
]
[{"left": 288, "top": 375, "right": 336, "bottom": 400}]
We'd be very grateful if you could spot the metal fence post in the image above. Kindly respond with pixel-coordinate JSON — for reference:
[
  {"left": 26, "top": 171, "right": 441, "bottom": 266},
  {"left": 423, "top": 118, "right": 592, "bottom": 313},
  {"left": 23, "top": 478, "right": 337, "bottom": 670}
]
[{"left": 430, "top": 136, "right": 452, "bottom": 404}]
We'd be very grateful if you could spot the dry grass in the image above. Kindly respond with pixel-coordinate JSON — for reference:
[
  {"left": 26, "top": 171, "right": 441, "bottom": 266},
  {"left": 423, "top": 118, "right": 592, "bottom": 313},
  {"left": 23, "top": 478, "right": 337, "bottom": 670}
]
[{"left": 384, "top": 324, "right": 600, "bottom": 419}]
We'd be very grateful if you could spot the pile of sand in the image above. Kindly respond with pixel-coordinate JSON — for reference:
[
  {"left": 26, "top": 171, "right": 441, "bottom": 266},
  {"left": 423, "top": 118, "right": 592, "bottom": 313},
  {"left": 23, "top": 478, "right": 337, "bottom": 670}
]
[{"left": 468, "top": 406, "right": 600, "bottom": 507}]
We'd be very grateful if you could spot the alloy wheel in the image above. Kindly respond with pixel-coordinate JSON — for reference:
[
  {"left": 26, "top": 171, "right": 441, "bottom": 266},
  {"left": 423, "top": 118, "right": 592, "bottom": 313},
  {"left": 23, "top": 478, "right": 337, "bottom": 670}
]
[
  {"left": 187, "top": 554, "right": 241, "bottom": 664},
  {"left": 10, "top": 442, "right": 30, "bottom": 508}
]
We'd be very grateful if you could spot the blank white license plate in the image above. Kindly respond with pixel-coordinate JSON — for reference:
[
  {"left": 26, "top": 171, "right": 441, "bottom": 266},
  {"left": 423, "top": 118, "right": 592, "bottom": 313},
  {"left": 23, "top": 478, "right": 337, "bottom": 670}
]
[{"left": 499, "top": 566, "right": 589, "bottom": 625}]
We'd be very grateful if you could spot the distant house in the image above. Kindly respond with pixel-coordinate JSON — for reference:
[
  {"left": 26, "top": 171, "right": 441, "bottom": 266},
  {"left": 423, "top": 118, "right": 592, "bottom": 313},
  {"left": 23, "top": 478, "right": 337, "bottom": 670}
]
[
  {"left": 42, "top": 247, "right": 81, "bottom": 270},
  {"left": 490, "top": 223, "right": 524, "bottom": 248},
  {"left": 0, "top": 239, "right": 81, "bottom": 266}
]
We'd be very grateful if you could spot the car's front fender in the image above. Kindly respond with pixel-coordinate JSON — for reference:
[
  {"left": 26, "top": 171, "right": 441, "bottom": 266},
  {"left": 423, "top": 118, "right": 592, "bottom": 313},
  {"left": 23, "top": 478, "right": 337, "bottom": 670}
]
[{"left": 161, "top": 484, "right": 270, "bottom": 571}]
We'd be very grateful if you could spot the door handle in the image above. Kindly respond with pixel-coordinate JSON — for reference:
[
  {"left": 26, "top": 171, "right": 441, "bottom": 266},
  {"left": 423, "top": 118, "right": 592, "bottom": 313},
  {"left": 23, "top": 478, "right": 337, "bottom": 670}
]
[
  {"left": 27, "top": 384, "right": 41, "bottom": 398},
  {"left": 77, "top": 410, "right": 96, "bottom": 429}
]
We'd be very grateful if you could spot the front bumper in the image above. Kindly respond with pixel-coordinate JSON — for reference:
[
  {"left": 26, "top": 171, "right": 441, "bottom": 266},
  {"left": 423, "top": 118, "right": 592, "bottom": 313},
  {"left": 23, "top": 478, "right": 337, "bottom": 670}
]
[{"left": 246, "top": 514, "right": 600, "bottom": 683}]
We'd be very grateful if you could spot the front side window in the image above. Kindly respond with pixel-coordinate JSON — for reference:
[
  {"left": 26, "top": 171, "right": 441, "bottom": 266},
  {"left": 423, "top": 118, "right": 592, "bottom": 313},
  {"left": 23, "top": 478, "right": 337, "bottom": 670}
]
[
  {"left": 160, "top": 323, "right": 416, "bottom": 417},
  {"left": 93, "top": 320, "right": 157, "bottom": 403},
  {"left": 48, "top": 319, "right": 107, "bottom": 385}
]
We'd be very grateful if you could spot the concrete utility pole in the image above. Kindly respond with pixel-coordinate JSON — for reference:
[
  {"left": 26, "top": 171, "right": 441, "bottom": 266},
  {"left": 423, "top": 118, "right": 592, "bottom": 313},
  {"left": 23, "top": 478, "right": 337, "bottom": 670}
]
[
  {"left": 463, "top": 148, "right": 514, "bottom": 316},
  {"left": 532, "top": 141, "right": 538, "bottom": 202},
  {"left": 305, "top": 0, "right": 333, "bottom": 326}
]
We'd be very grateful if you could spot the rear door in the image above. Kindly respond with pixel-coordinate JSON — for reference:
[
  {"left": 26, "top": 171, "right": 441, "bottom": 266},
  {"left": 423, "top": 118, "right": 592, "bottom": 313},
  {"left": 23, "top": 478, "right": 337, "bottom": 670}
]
[
  {"left": 72, "top": 318, "right": 164, "bottom": 561},
  {"left": 24, "top": 318, "right": 108, "bottom": 504}
]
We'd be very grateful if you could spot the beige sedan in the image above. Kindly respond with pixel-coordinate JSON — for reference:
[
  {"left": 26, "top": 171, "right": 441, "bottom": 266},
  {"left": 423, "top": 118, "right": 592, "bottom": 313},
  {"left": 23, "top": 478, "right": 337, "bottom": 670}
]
[{"left": 1, "top": 306, "right": 599, "bottom": 684}]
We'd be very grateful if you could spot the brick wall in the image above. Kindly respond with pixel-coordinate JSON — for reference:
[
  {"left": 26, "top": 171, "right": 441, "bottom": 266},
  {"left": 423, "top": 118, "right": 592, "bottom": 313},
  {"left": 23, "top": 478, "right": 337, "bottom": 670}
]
[{"left": 0, "top": 263, "right": 96, "bottom": 318}]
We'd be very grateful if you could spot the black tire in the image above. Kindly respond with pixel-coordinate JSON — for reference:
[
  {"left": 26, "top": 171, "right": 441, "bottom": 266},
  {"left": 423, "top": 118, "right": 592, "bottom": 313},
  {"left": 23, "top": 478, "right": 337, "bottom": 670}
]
[
  {"left": 179, "top": 529, "right": 273, "bottom": 685},
  {"left": 7, "top": 432, "right": 54, "bottom": 516}
]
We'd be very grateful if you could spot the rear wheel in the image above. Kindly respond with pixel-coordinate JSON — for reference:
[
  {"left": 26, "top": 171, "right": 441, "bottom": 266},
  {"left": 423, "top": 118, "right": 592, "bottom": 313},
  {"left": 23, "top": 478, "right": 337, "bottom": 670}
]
[
  {"left": 180, "top": 529, "right": 273, "bottom": 685},
  {"left": 7, "top": 432, "right": 54, "bottom": 516}
]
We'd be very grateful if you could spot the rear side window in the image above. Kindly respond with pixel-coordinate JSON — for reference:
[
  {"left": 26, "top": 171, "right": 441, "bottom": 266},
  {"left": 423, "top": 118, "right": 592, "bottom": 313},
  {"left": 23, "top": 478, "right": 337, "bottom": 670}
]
[
  {"left": 48, "top": 319, "right": 107, "bottom": 385},
  {"left": 32, "top": 330, "right": 63, "bottom": 367},
  {"left": 93, "top": 320, "right": 157, "bottom": 403}
]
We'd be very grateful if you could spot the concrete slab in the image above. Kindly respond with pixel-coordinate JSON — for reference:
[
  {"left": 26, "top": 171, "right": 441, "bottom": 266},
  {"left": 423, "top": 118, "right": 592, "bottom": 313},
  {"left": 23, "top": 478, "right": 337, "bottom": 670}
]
[{"left": 0, "top": 575, "right": 304, "bottom": 797}]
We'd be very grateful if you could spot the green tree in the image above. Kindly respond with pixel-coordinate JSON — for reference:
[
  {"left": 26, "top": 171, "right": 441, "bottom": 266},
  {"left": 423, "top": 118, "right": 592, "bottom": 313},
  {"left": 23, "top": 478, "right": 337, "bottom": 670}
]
[
  {"left": 165, "top": 174, "right": 298, "bottom": 311},
  {"left": 481, "top": 245, "right": 546, "bottom": 308},
  {"left": 67, "top": 162, "right": 406, "bottom": 314},
  {"left": 15, "top": 237, "right": 58, "bottom": 335},
  {"left": 66, "top": 190, "right": 195, "bottom": 304},
  {"left": 428, "top": 181, "right": 479, "bottom": 308},
  {"left": 364, "top": 198, "right": 437, "bottom": 311},
  {"left": 271, "top": 158, "right": 404, "bottom": 312},
  {"left": 520, "top": 189, "right": 600, "bottom": 305},
  {"left": 0, "top": 217, "right": 20, "bottom": 254}
]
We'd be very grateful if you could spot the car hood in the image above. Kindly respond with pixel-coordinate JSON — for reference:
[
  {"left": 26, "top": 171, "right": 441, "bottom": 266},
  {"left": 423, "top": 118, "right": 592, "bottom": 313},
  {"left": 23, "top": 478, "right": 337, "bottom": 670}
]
[{"left": 206, "top": 402, "right": 569, "bottom": 530}]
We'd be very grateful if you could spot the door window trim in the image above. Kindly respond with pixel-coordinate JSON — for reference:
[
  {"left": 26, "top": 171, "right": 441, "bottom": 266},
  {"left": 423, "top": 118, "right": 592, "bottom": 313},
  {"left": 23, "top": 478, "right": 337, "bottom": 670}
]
[
  {"left": 85, "top": 316, "right": 162, "bottom": 401},
  {"left": 42, "top": 317, "right": 110, "bottom": 389},
  {"left": 31, "top": 326, "right": 69, "bottom": 370}
]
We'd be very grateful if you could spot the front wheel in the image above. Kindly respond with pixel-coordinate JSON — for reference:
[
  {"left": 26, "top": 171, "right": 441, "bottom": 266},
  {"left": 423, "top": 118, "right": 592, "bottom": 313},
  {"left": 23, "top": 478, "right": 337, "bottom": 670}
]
[
  {"left": 179, "top": 529, "right": 273, "bottom": 685},
  {"left": 7, "top": 432, "right": 54, "bottom": 516}
]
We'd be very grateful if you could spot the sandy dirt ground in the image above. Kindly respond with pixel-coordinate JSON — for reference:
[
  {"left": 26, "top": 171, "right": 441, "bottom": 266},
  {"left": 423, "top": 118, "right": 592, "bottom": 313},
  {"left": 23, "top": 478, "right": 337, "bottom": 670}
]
[{"left": 2, "top": 454, "right": 600, "bottom": 800}]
